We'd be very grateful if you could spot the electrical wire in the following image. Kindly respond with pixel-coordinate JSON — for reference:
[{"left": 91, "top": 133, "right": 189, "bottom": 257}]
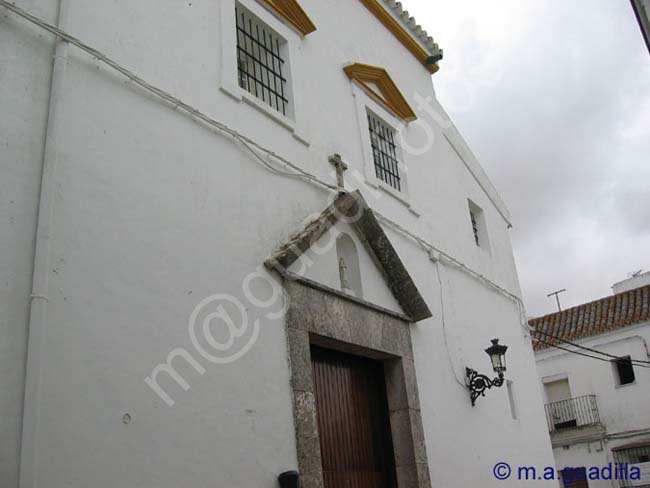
[
  {"left": 434, "top": 261, "right": 466, "bottom": 387},
  {"left": 0, "top": 0, "right": 339, "bottom": 193},
  {"left": 376, "top": 213, "right": 523, "bottom": 303},
  {"left": 1, "top": 0, "right": 531, "bottom": 331},
  {"left": 533, "top": 338, "right": 650, "bottom": 369},
  {"left": 534, "top": 327, "right": 650, "bottom": 364},
  {"left": 532, "top": 327, "right": 650, "bottom": 365},
  {"left": 533, "top": 338, "right": 618, "bottom": 363},
  {"left": 376, "top": 212, "right": 531, "bottom": 338}
]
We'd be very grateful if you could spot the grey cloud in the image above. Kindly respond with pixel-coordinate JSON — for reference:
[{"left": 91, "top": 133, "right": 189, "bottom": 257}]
[{"left": 407, "top": 0, "right": 650, "bottom": 316}]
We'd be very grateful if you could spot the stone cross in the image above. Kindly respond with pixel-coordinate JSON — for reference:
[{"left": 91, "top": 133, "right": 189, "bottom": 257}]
[{"left": 328, "top": 153, "right": 348, "bottom": 193}]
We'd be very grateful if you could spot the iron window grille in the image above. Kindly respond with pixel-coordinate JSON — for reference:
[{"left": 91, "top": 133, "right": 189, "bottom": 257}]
[
  {"left": 235, "top": 5, "right": 288, "bottom": 115},
  {"left": 612, "top": 444, "right": 650, "bottom": 487},
  {"left": 470, "top": 210, "right": 480, "bottom": 246},
  {"left": 368, "top": 113, "right": 402, "bottom": 192}
]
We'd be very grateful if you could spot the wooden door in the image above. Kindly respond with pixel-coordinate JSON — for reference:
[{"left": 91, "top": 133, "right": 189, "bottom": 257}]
[
  {"left": 561, "top": 467, "right": 589, "bottom": 488},
  {"left": 311, "top": 346, "right": 397, "bottom": 488}
]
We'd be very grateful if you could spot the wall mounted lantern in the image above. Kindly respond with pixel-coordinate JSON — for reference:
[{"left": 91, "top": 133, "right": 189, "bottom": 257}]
[{"left": 466, "top": 339, "right": 508, "bottom": 406}]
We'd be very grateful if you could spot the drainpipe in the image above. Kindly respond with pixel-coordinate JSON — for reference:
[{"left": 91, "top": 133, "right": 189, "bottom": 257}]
[{"left": 19, "top": 0, "right": 70, "bottom": 486}]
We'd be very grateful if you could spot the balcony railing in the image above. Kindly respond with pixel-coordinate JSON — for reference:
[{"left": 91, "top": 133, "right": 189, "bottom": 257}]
[{"left": 544, "top": 395, "right": 601, "bottom": 433}]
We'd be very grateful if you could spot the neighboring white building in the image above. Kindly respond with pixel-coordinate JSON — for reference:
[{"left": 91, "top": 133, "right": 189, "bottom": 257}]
[
  {"left": 532, "top": 275, "right": 650, "bottom": 488},
  {"left": 1, "top": 1, "right": 555, "bottom": 487},
  {"left": 613, "top": 271, "right": 650, "bottom": 295}
]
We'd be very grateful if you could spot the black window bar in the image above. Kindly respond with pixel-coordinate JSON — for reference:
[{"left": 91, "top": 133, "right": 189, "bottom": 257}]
[
  {"left": 368, "top": 113, "right": 401, "bottom": 191},
  {"left": 470, "top": 210, "right": 480, "bottom": 246},
  {"left": 235, "top": 6, "right": 288, "bottom": 115},
  {"left": 612, "top": 444, "right": 650, "bottom": 487}
]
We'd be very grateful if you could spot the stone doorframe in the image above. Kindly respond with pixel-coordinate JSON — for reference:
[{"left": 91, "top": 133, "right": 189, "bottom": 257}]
[{"left": 284, "top": 278, "right": 432, "bottom": 488}]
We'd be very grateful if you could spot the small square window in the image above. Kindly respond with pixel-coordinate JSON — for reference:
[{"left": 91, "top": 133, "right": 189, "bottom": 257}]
[
  {"left": 470, "top": 209, "right": 480, "bottom": 246},
  {"left": 467, "top": 200, "right": 489, "bottom": 250},
  {"left": 367, "top": 112, "right": 402, "bottom": 192},
  {"left": 235, "top": 4, "right": 289, "bottom": 115},
  {"left": 613, "top": 356, "right": 635, "bottom": 385}
]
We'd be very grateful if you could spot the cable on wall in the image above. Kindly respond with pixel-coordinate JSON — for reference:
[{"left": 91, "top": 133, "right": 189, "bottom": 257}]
[
  {"left": 434, "top": 261, "right": 467, "bottom": 387},
  {"left": 532, "top": 328, "right": 650, "bottom": 366},
  {"left": 532, "top": 338, "right": 650, "bottom": 369},
  {"left": 0, "top": 0, "right": 339, "bottom": 193},
  {"left": 375, "top": 212, "right": 531, "bottom": 335},
  {"left": 1, "top": 0, "right": 531, "bottom": 334}
]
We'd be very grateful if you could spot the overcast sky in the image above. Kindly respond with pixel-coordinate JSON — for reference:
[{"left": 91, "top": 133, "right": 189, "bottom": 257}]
[{"left": 405, "top": 0, "right": 650, "bottom": 317}]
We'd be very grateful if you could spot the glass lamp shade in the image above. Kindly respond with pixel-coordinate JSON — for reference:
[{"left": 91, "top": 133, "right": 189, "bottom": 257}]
[{"left": 485, "top": 338, "right": 508, "bottom": 373}]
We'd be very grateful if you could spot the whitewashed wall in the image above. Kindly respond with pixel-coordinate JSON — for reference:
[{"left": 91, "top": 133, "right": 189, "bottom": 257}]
[
  {"left": 0, "top": 1, "right": 60, "bottom": 486},
  {"left": 1, "top": 0, "right": 555, "bottom": 486}
]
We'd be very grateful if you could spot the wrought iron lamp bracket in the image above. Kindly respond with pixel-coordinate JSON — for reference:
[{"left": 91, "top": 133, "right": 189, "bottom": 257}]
[{"left": 465, "top": 367, "right": 505, "bottom": 407}]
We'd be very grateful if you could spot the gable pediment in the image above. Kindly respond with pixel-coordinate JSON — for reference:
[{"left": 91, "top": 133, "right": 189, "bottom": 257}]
[
  {"left": 261, "top": 0, "right": 316, "bottom": 36},
  {"left": 287, "top": 219, "right": 406, "bottom": 316},
  {"left": 343, "top": 63, "right": 417, "bottom": 122},
  {"left": 265, "top": 191, "right": 432, "bottom": 322}
]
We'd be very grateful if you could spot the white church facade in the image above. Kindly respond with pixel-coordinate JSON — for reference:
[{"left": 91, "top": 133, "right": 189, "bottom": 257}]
[{"left": 1, "top": 1, "right": 555, "bottom": 487}]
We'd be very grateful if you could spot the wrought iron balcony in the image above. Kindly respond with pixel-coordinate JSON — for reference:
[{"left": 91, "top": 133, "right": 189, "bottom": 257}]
[{"left": 544, "top": 395, "right": 601, "bottom": 433}]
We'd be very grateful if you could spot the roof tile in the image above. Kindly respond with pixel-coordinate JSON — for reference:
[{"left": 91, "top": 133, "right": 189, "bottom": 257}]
[{"left": 530, "top": 284, "right": 650, "bottom": 350}]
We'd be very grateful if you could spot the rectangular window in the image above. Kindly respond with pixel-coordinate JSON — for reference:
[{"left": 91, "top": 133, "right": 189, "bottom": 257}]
[
  {"left": 467, "top": 200, "right": 489, "bottom": 250},
  {"left": 613, "top": 356, "right": 635, "bottom": 385},
  {"left": 612, "top": 444, "right": 650, "bottom": 487},
  {"left": 470, "top": 209, "right": 480, "bottom": 246},
  {"left": 544, "top": 378, "right": 577, "bottom": 430},
  {"left": 235, "top": 4, "right": 289, "bottom": 115},
  {"left": 368, "top": 112, "right": 402, "bottom": 191}
]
